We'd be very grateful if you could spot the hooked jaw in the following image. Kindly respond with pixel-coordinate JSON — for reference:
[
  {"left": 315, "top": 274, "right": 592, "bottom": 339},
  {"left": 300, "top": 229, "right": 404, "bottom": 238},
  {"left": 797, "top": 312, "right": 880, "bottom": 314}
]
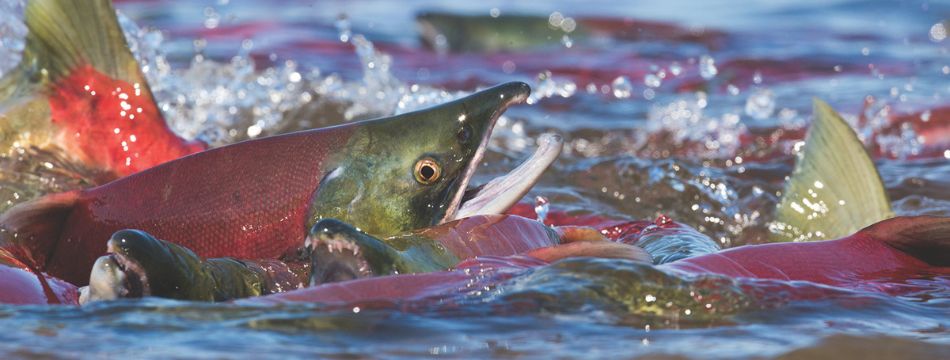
[
  {"left": 78, "top": 232, "right": 151, "bottom": 304},
  {"left": 438, "top": 82, "right": 540, "bottom": 224}
]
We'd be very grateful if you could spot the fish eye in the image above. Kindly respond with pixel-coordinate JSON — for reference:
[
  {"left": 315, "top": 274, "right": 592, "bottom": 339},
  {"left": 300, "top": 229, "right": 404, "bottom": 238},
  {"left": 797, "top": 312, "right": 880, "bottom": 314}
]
[{"left": 414, "top": 158, "right": 442, "bottom": 185}]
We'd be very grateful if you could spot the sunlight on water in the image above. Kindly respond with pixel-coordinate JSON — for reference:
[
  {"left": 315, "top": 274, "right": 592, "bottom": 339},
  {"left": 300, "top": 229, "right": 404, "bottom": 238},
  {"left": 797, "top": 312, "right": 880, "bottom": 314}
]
[{"left": 0, "top": 0, "right": 948, "bottom": 358}]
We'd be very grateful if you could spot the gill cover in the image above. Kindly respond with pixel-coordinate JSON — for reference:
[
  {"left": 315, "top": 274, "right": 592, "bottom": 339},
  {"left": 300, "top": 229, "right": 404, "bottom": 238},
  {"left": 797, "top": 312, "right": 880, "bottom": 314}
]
[{"left": 309, "top": 82, "right": 530, "bottom": 237}]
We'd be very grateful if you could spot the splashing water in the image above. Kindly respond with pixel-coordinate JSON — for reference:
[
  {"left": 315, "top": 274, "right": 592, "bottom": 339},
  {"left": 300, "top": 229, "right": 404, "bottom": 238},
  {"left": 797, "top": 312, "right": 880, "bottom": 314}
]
[
  {"left": 0, "top": 0, "right": 25, "bottom": 78},
  {"left": 0, "top": 0, "right": 949, "bottom": 358}
]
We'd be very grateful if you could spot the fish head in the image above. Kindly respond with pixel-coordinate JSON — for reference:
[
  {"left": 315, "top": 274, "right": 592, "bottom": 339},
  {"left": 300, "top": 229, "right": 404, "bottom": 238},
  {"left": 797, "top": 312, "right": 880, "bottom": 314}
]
[
  {"left": 310, "top": 82, "right": 533, "bottom": 237},
  {"left": 80, "top": 229, "right": 202, "bottom": 303}
]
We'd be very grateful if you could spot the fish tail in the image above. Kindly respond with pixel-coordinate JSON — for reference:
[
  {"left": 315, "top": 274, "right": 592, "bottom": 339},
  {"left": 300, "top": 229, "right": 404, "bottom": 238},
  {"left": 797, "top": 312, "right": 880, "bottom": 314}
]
[
  {"left": 769, "top": 99, "right": 893, "bottom": 242},
  {"left": 0, "top": 190, "right": 78, "bottom": 271},
  {"left": 865, "top": 216, "right": 950, "bottom": 267}
]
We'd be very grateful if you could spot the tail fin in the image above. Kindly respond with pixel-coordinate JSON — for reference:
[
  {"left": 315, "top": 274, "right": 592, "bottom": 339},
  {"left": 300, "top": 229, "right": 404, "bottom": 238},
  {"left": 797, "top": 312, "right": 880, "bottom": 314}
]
[
  {"left": 769, "top": 99, "right": 893, "bottom": 242},
  {"left": 865, "top": 216, "right": 950, "bottom": 267},
  {"left": 0, "top": 190, "right": 78, "bottom": 269}
]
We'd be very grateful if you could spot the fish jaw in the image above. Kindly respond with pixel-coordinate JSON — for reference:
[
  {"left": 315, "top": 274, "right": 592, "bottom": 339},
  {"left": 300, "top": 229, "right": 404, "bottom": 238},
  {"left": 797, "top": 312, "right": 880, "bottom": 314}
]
[
  {"left": 451, "top": 133, "right": 562, "bottom": 221},
  {"left": 308, "top": 82, "right": 532, "bottom": 238},
  {"left": 80, "top": 239, "right": 150, "bottom": 304}
]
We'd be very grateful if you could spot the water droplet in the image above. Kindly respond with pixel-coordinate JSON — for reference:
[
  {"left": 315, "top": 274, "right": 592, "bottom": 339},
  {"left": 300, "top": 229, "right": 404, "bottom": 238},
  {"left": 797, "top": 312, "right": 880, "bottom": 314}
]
[
  {"left": 502, "top": 60, "right": 516, "bottom": 74},
  {"left": 489, "top": 8, "right": 500, "bottom": 18},
  {"left": 727, "top": 84, "right": 740, "bottom": 96},
  {"left": 752, "top": 71, "right": 763, "bottom": 84},
  {"left": 745, "top": 88, "right": 775, "bottom": 120},
  {"left": 534, "top": 196, "right": 550, "bottom": 223},
  {"left": 644, "top": 73, "right": 662, "bottom": 88},
  {"left": 699, "top": 55, "right": 718, "bottom": 80},
  {"left": 561, "top": 35, "right": 573, "bottom": 48},
  {"left": 642, "top": 88, "right": 655, "bottom": 100},
  {"left": 611, "top": 76, "right": 633, "bottom": 98},
  {"left": 930, "top": 22, "right": 947, "bottom": 42},
  {"left": 669, "top": 62, "right": 683, "bottom": 76},
  {"left": 548, "top": 12, "right": 564, "bottom": 27}
]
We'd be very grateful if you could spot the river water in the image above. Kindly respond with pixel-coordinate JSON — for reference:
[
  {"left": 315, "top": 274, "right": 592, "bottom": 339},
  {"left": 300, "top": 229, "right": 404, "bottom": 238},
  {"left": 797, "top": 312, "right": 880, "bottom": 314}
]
[{"left": 0, "top": 0, "right": 948, "bottom": 358}]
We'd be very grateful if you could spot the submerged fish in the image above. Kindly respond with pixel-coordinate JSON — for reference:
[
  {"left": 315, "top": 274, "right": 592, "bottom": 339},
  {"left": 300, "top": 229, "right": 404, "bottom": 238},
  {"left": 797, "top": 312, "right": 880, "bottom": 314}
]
[
  {"left": 79, "top": 135, "right": 569, "bottom": 302},
  {"left": 416, "top": 12, "right": 728, "bottom": 53},
  {"left": 0, "top": 0, "right": 559, "bottom": 295},
  {"left": 80, "top": 98, "right": 946, "bottom": 304},
  {"left": 196, "top": 99, "right": 950, "bottom": 305}
]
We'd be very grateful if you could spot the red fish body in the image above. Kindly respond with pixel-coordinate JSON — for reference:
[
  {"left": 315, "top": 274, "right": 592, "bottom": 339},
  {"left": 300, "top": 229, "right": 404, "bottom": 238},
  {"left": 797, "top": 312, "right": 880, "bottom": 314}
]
[
  {"left": 43, "top": 126, "right": 351, "bottom": 284},
  {"left": 249, "top": 210, "right": 949, "bottom": 305}
]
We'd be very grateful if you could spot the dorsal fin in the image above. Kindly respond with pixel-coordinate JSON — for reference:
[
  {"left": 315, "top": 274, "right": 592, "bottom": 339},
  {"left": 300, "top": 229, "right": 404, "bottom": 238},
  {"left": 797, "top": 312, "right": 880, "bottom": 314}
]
[
  {"left": 864, "top": 216, "right": 950, "bottom": 267},
  {"left": 0, "top": 0, "right": 202, "bottom": 177},
  {"left": 769, "top": 99, "right": 893, "bottom": 242},
  {"left": 20, "top": 0, "right": 151, "bottom": 95}
]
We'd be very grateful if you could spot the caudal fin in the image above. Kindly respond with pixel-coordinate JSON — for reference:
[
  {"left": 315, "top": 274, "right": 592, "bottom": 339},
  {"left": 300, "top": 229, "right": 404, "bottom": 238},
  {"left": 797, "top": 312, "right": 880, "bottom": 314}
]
[
  {"left": 769, "top": 99, "right": 893, "bottom": 242},
  {"left": 864, "top": 216, "right": 950, "bottom": 267},
  {"left": 0, "top": 190, "right": 78, "bottom": 269}
]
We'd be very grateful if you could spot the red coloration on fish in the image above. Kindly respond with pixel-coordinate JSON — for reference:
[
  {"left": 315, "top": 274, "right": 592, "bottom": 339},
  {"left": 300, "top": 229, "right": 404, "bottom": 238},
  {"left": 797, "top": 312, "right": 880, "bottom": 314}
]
[
  {"left": 666, "top": 223, "right": 950, "bottom": 295},
  {"left": 244, "top": 256, "right": 545, "bottom": 306},
  {"left": 420, "top": 215, "right": 560, "bottom": 259},
  {"left": 577, "top": 17, "right": 728, "bottom": 48},
  {"left": 0, "top": 252, "right": 77, "bottom": 305},
  {"left": 44, "top": 125, "right": 353, "bottom": 285},
  {"left": 47, "top": 65, "right": 206, "bottom": 179},
  {"left": 252, "top": 210, "right": 948, "bottom": 304}
]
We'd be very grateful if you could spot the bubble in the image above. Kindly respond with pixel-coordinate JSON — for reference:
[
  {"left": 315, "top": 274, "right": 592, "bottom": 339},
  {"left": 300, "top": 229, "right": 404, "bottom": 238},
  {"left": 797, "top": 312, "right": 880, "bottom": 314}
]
[
  {"left": 744, "top": 88, "right": 775, "bottom": 120},
  {"left": 534, "top": 196, "right": 550, "bottom": 223},
  {"left": 727, "top": 84, "right": 740, "bottom": 96},
  {"left": 611, "top": 76, "right": 634, "bottom": 99},
  {"left": 548, "top": 12, "right": 564, "bottom": 27},
  {"left": 561, "top": 35, "right": 573, "bottom": 48},
  {"left": 644, "top": 73, "right": 662, "bottom": 88},
  {"left": 489, "top": 8, "right": 500, "bottom": 18},
  {"left": 0, "top": 0, "right": 26, "bottom": 78},
  {"left": 669, "top": 62, "right": 683, "bottom": 76},
  {"left": 930, "top": 22, "right": 947, "bottom": 42},
  {"left": 698, "top": 55, "right": 718, "bottom": 80}
]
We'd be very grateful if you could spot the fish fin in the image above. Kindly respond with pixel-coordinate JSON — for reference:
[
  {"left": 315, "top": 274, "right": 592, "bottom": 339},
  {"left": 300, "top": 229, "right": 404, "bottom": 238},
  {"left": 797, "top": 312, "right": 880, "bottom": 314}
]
[
  {"left": 21, "top": 0, "right": 150, "bottom": 92},
  {"left": 864, "top": 216, "right": 950, "bottom": 267},
  {"left": 0, "top": 190, "right": 78, "bottom": 269},
  {"left": 770, "top": 99, "right": 893, "bottom": 242}
]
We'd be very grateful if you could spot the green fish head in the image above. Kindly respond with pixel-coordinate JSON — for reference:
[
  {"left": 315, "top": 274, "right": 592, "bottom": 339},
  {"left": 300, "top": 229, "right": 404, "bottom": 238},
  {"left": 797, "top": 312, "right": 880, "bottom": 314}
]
[{"left": 310, "top": 82, "right": 530, "bottom": 237}]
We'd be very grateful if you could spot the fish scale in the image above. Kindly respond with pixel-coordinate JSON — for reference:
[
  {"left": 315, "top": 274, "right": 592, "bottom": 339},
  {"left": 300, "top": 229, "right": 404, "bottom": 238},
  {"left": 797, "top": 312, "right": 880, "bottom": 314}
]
[{"left": 46, "top": 125, "right": 352, "bottom": 285}]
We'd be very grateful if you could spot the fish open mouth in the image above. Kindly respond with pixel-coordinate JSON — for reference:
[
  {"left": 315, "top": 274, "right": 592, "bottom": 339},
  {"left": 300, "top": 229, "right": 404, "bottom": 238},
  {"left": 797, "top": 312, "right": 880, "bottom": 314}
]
[
  {"left": 439, "top": 84, "right": 562, "bottom": 223},
  {"left": 79, "top": 240, "right": 150, "bottom": 304}
]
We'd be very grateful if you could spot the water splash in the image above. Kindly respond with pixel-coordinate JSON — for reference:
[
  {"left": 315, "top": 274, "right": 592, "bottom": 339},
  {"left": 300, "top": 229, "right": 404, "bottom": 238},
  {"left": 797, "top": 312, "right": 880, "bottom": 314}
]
[
  {"left": 0, "top": 0, "right": 25, "bottom": 78},
  {"left": 644, "top": 94, "right": 746, "bottom": 158},
  {"left": 611, "top": 76, "right": 633, "bottom": 99},
  {"left": 698, "top": 55, "right": 718, "bottom": 80},
  {"left": 744, "top": 88, "right": 775, "bottom": 120}
]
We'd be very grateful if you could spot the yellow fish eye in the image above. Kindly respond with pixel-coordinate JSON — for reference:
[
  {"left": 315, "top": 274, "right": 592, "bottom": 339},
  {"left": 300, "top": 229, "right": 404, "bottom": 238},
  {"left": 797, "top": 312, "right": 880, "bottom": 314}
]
[{"left": 414, "top": 158, "right": 442, "bottom": 185}]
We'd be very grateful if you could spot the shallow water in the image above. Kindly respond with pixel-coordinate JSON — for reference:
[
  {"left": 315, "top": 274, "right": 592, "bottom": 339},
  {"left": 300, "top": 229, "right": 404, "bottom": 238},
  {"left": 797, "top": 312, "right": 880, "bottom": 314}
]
[{"left": 1, "top": 0, "right": 949, "bottom": 358}]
